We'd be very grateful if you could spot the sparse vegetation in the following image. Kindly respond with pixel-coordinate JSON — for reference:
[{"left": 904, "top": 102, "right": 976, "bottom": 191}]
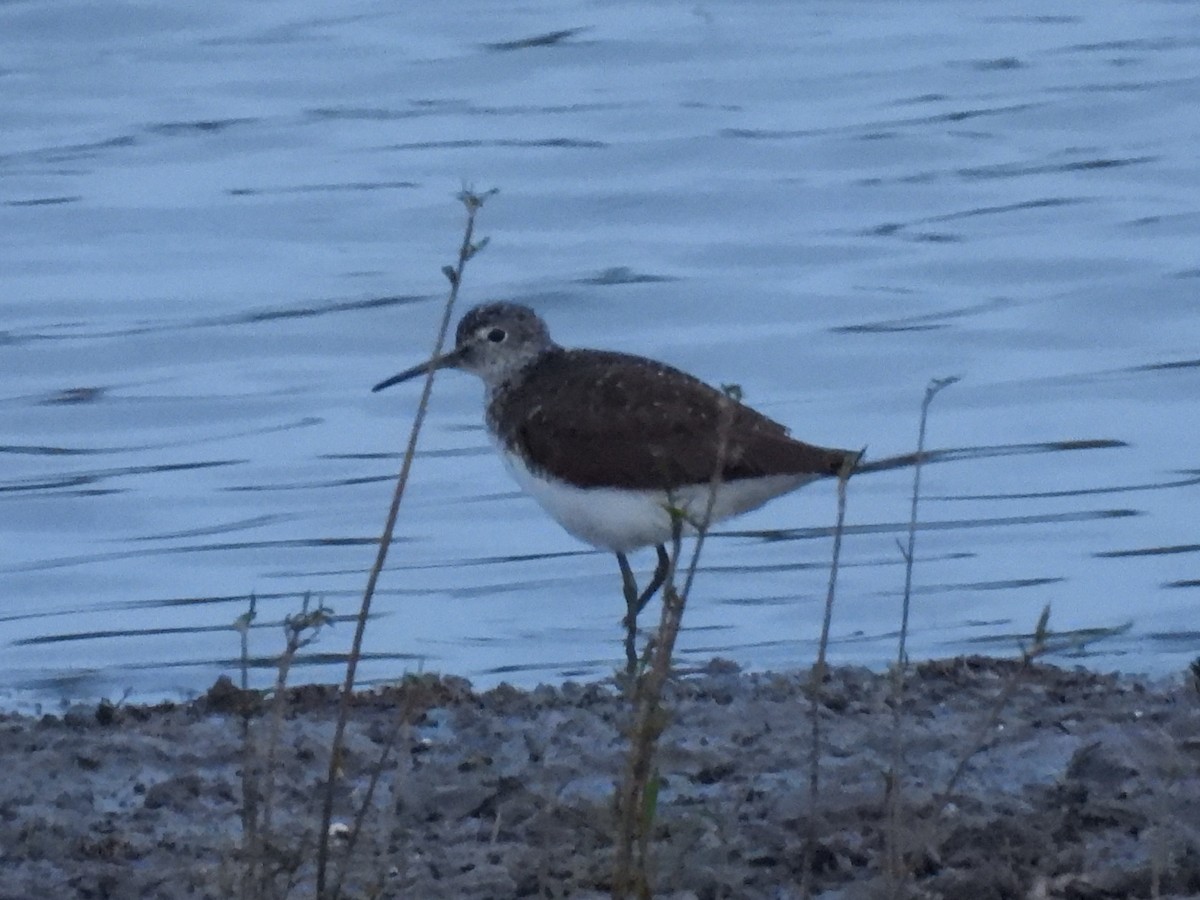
[
  {"left": 315, "top": 188, "right": 497, "bottom": 898},
  {"left": 70, "top": 202, "right": 1166, "bottom": 900}
]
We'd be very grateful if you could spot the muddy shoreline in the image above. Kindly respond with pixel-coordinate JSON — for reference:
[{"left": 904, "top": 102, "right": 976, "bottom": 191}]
[{"left": 3, "top": 657, "right": 1199, "bottom": 899}]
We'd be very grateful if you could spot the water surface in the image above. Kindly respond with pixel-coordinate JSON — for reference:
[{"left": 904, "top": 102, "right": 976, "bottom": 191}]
[{"left": 2, "top": 0, "right": 1198, "bottom": 705}]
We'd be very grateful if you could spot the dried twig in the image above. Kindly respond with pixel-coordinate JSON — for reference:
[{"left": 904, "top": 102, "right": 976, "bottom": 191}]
[
  {"left": 800, "top": 450, "right": 858, "bottom": 899},
  {"left": 612, "top": 388, "right": 737, "bottom": 899},
  {"left": 315, "top": 188, "right": 496, "bottom": 898},
  {"left": 885, "top": 376, "right": 958, "bottom": 888}
]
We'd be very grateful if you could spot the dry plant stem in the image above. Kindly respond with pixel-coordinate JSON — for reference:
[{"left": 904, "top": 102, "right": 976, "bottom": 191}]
[
  {"left": 886, "top": 376, "right": 958, "bottom": 888},
  {"left": 256, "top": 673, "right": 292, "bottom": 896},
  {"left": 255, "top": 598, "right": 330, "bottom": 898},
  {"left": 612, "top": 518, "right": 683, "bottom": 900},
  {"left": 330, "top": 692, "right": 417, "bottom": 900},
  {"left": 236, "top": 595, "right": 259, "bottom": 900},
  {"left": 238, "top": 594, "right": 256, "bottom": 694},
  {"left": 612, "top": 394, "right": 735, "bottom": 900},
  {"left": 896, "top": 377, "right": 959, "bottom": 666},
  {"left": 800, "top": 455, "right": 856, "bottom": 900},
  {"left": 934, "top": 605, "right": 1050, "bottom": 811},
  {"left": 315, "top": 189, "right": 494, "bottom": 899},
  {"left": 261, "top": 597, "right": 327, "bottom": 861}
]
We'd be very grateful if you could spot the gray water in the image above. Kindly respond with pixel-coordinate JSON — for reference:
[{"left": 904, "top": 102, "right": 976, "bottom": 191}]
[{"left": 3, "top": 0, "right": 1199, "bottom": 706}]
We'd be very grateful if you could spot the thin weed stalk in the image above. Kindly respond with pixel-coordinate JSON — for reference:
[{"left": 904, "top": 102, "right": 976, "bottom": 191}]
[
  {"left": 612, "top": 513, "right": 683, "bottom": 900},
  {"left": 800, "top": 451, "right": 858, "bottom": 900},
  {"left": 896, "top": 377, "right": 958, "bottom": 668},
  {"left": 612, "top": 388, "right": 737, "bottom": 899},
  {"left": 885, "top": 375, "right": 958, "bottom": 890},
  {"left": 934, "top": 605, "right": 1051, "bottom": 810},
  {"left": 895, "top": 611, "right": 1127, "bottom": 883},
  {"left": 329, "top": 687, "right": 419, "bottom": 900},
  {"left": 314, "top": 188, "right": 496, "bottom": 898},
  {"left": 261, "top": 596, "right": 331, "bottom": 858},
  {"left": 235, "top": 593, "right": 331, "bottom": 900},
  {"left": 238, "top": 595, "right": 257, "bottom": 694},
  {"left": 236, "top": 595, "right": 260, "bottom": 900}
]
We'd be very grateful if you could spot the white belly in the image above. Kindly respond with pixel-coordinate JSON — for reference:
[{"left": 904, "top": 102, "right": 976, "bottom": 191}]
[{"left": 496, "top": 444, "right": 818, "bottom": 553}]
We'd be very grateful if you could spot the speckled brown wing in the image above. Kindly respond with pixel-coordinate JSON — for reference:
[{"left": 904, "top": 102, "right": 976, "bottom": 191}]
[{"left": 489, "top": 348, "right": 854, "bottom": 490}]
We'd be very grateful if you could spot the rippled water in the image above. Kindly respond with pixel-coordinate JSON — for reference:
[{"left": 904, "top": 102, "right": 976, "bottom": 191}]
[{"left": 3, "top": 0, "right": 1199, "bottom": 706}]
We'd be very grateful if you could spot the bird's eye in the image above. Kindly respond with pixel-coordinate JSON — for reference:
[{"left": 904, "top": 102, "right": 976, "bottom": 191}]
[{"left": 487, "top": 328, "right": 507, "bottom": 343}]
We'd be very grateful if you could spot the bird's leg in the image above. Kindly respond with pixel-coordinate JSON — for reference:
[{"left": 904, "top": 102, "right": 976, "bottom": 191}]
[
  {"left": 616, "top": 545, "right": 672, "bottom": 680},
  {"left": 616, "top": 552, "right": 641, "bottom": 677},
  {"left": 634, "top": 544, "right": 671, "bottom": 616}
]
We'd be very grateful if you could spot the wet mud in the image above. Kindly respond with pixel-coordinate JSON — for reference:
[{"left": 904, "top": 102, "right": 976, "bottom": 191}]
[{"left": 3, "top": 657, "right": 1199, "bottom": 899}]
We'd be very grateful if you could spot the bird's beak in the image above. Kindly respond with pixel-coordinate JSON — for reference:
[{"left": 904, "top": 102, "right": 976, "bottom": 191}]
[{"left": 371, "top": 346, "right": 465, "bottom": 392}]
